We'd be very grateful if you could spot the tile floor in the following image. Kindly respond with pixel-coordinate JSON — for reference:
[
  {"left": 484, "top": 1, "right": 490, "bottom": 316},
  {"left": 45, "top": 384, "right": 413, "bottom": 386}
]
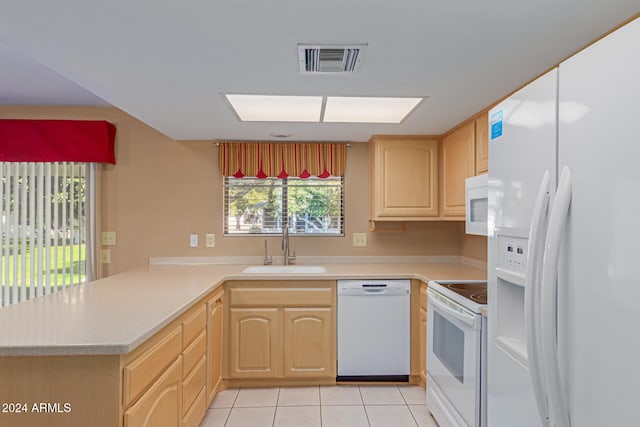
[{"left": 199, "top": 385, "right": 439, "bottom": 427}]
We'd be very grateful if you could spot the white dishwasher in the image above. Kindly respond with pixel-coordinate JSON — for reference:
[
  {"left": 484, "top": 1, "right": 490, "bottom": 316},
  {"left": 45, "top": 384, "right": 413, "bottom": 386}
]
[{"left": 337, "top": 279, "right": 411, "bottom": 381}]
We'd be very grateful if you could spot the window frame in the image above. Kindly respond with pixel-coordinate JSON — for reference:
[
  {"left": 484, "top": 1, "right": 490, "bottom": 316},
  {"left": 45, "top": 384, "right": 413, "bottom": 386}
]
[{"left": 223, "top": 175, "right": 345, "bottom": 237}]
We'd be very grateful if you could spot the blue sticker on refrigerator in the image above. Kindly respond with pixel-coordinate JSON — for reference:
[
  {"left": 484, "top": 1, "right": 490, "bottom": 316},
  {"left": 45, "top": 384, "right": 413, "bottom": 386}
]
[{"left": 491, "top": 110, "right": 503, "bottom": 139}]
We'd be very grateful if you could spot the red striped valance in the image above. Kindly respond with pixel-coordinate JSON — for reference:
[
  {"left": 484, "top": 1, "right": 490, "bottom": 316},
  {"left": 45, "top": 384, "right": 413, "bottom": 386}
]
[
  {"left": 0, "top": 119, "right": 116, "bottom": 164},
  {"left": 217, "top": 142, "right": 347, "bottom": 178}
]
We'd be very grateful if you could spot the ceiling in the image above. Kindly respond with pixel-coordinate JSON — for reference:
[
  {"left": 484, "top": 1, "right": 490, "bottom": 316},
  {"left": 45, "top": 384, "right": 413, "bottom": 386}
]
[{"left": 0, "top": 1, "right": 637, "bottom": 142}]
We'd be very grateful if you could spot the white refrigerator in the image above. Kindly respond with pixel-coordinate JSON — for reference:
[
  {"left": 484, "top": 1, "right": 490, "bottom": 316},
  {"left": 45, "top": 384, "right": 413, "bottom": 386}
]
[{"left": 487, "top": 17, "right": 640, "bottom": 427}]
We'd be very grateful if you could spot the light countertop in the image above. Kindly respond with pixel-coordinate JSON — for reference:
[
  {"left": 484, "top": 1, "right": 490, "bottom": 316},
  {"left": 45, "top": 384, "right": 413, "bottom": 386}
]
[{"left": 0, "top": 261, "right": 485, "bottom": 357}]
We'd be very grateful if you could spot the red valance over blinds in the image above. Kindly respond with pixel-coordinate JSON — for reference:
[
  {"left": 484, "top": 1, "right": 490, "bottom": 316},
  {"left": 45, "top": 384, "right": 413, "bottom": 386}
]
[
  {"left": 218, "top": 142, "right": 347, "bottom": 178},
  {"left": 0, "top": 119, "right": 116, "bottom": 164}
]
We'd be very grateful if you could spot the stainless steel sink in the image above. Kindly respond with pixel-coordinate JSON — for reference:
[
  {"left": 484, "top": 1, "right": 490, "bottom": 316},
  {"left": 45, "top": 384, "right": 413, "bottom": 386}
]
[{"left": 241, "top": 265, "right": 327, "bottom": 274}]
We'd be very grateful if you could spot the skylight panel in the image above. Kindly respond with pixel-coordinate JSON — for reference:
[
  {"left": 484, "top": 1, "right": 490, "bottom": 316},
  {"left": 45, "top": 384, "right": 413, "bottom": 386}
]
[
  {"left": 323, "top": 96, "right": 423, "bottom": 123},
  {"left": 225, "top": 94, "right": 323, "bottom": 122}
]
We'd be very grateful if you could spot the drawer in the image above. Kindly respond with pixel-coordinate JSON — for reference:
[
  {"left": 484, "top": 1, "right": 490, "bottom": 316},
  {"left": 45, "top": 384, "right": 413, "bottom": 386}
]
[
  {"left": 124, "top": 356, "right": 182, "bottom": 427},
  {"left": 183, "top": 330, "right": 206, "bottom": 377},
  {"left": 183, "top": 356, "right": 206, "bottom": 414},
  {"left": 182, "top": 386, "right": 206, "bottom": 427},
  {"left": 183, "top": 305, "right": 206, "bottom": 349},
  {"left": 123, "top": 326, "right": 182, "bottom": 406},
  {"left": 229, "top": 287, "right": 333, "bottom": 307}
]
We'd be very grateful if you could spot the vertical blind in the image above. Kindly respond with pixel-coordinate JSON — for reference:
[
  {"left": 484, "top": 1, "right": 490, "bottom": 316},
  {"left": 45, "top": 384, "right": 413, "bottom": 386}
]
[{"left": 0, "top": 162, "right": 95, "bottom": 307}]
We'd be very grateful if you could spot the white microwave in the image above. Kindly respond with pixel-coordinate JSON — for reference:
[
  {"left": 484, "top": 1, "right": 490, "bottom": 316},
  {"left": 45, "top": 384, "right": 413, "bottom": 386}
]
[{"left": 465, "top": 174, "right": 488, "bottom": 236}]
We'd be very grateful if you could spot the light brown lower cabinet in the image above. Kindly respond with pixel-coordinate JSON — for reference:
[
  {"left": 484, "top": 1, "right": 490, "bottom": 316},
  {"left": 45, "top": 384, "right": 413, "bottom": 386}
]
[
  {"left": 225, "top": 280, "right": 336, "bottom": 384},
  {"left": 181, "top": 387, "right": 207, "bottom": 427},
  {"left": 283, "top": 307, "right": 334, "bottom": 377},
  {"left": 0, "top": 287, "right": 225, "bottom": 427},
  {"left": 206, "top": 289, "right": 224, "bottom": 403},
  {"left": 229, "top": 307, "right": 280, "bottom": 378},
  {"left": 124, "top": 357, "right": 183, "bottom": 427}
]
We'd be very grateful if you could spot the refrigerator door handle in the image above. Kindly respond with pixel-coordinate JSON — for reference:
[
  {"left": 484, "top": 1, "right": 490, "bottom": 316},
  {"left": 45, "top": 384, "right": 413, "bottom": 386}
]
[
  {"left": 525, "top": 170, "right": 551, "bottom": 426},
  {"left": 540, "top": 166, "right": 572, "bottom": 427}
]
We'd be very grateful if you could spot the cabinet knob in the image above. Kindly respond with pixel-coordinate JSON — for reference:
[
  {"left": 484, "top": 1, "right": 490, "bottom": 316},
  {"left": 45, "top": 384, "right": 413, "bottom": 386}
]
[{"left": 215, "top": 297, "right": 222, "bottom": 303}]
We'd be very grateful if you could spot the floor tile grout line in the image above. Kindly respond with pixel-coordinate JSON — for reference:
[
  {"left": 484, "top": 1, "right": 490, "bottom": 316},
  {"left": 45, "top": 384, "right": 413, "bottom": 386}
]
[
  {"left": 222, "top": 388, "right": 239, "bottom": 427},
  {"left": 399, "top": 385, "right": 411, "bottom": 406},
  {"left": 358, "top": 386, "right": 373, "bottom": 427},
  {"left": 316, "top": 385, "right": 321, "bottom": 410},
  {"left": 317, "top": 386, "right": 323, "bottom": 426},
  {"left": 401, "top": 385, "right": 426, "bottom": 427},
  {"left": 406, "top": 404, "right": 421, "bottom": 427},
  {"left": 271, "top": 387, "right": 281, "bottom": 427},
  {"left": 221, "top": 406, "right": 232, "bottom": 427},
  {"left": 230, "top": 387, "right": 240, "bottom": 408}
]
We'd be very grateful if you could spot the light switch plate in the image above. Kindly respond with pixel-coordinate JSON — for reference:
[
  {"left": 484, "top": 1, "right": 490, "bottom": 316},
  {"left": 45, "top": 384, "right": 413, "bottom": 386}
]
[
  {"left": 101, "top": 231, "right": 116, "bottom": 246},
  {"left": 205, "top": 234, "right": 216, "bottom": 248},
  {"left": 101, "top": 249, "right": 111, "bottom": 264},
  {"left": 189, "top": 234, "right": 199, "bottom": 248},
  {"left": 353, "top": 233, "right": 367, "bottom": 247}
]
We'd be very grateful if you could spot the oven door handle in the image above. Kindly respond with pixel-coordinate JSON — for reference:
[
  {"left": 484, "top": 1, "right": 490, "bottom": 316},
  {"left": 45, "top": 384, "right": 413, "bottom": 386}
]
[{"left": 427, "top": 288, "right": 479, "bottom": 329}]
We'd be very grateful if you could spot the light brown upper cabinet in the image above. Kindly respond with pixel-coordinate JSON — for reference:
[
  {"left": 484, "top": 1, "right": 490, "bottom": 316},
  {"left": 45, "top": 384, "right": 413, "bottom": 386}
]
[
  {"left": 369, "top": 135, "right": 439, "bottom": 220},
  {"left": 475, "top": 113, "right": 489, "bottom": 174},
  {"left": 441, "top": 122, "right": 476, "bottom": 217}
]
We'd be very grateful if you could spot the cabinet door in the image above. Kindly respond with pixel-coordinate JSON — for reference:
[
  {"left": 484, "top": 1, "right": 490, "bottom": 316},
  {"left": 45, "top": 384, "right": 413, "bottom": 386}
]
[
  {"left": 282, "top": 307, "right": 335, "bottom": 378},
  {"left": 228, "top": 308, "right": 279, "bottom": 378},
  {"left": 442, "top": 122, "right": 476, "bottom": 216},
  {"left": 475, "top": 114, "right": 489, "bottom": 175},
  {"left": 124, "top": 357, "right": 182, "bottom": 427},
  {"left": 370, "top": 136, "right": 439, "bottom": 219},
  {"left": 206, "top": 290, "right": 224, "bottom": 402}
]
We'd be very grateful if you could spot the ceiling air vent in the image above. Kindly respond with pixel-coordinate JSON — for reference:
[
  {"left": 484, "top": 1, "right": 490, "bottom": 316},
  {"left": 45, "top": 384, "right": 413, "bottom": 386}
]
[{"left": 298, "top": 44, "right": 367, "bottom": 74}]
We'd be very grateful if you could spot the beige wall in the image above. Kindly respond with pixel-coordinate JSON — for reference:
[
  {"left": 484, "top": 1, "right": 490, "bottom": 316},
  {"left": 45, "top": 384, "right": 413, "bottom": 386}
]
[
  {"left": 459, "top": 231, "right": 487, "bottom": 262},
  {"left": 1, "top": 106, "right": 473, "bottom": 275}
]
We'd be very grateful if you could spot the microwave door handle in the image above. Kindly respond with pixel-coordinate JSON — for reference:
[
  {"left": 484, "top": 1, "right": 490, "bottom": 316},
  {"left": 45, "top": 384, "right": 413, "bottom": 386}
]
[
  {"left": 525, "top": 170, "right": 551, "bottom": 426},
  {"left": 427, "top": 289, "right": 477, "bottom": 328},
  {"left": 540, "top": 166, "right": 572, "bottom": 427}
]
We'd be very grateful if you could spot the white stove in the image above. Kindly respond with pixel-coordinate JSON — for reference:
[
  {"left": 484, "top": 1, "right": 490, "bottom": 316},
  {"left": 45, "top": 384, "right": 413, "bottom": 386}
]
[
  {"left": 427, "top": 280, "right": 487, "bottom": 313},
  {"left": 426, "top": 280, "right": 487, "bottom": 427}
]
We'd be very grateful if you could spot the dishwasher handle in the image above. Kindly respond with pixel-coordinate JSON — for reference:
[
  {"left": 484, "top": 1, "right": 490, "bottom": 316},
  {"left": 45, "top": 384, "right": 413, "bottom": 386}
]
[{"left": 338, "top": 287, "right": 410, "bottom": 296}]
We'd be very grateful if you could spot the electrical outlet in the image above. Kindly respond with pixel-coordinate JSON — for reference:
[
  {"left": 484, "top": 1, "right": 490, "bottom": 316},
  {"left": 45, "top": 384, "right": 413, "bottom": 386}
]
[
  {"left": 205, "top": 234, "right": 216, "bottom": 248},
  {"left": 353, "top": 233, "right": 367, "bottom": 247},
  {"left": 101, "top": 249, "right": 111, "bottom": 264},
  {"left": 101, "top": 231, "right": 116, "bottom": 246},
  {"left": 189, "top": 234, "right": 199, "bottom": 248}
]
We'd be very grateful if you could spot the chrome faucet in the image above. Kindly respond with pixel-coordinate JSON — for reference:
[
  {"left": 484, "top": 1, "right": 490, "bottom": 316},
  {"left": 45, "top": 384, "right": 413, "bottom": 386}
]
[
  {"left": 282, "top": 221, "right": 296, "bottom": 265},
  {"left": 263, "top": 240, "right": 273, "bottom": 265}
]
